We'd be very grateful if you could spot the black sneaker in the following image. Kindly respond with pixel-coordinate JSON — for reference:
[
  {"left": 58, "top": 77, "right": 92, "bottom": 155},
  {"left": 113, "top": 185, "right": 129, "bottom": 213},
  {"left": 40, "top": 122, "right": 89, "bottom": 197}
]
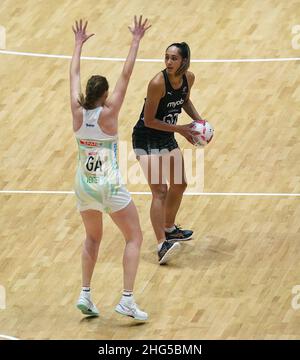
[
  {"left": 165, "top": 225, "right": 193, "bottom": 242},
  {"left": 158, "top": 240, "right": 181, "bottom": 265}
]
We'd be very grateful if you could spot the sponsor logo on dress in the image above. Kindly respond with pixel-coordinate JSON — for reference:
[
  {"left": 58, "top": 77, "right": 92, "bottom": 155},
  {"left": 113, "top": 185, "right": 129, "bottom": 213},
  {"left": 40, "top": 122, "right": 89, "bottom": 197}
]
[
  {"left": 167, "top": 98, "right": 184, "bottom": 108},
  {"left": 80, "top": 139, "right": 99, "bottom": 147}
]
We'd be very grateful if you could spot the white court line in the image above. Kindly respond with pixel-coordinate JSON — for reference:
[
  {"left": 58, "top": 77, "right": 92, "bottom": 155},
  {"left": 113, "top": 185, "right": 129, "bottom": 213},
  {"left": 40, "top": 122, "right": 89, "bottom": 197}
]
[
  {"left": 0, "top": 190, "right": 75, "bottom": 195},
  {"left": 0, "top": 190, "right": 300, "bottom": 197},
  {"left": 0, "top": 334, "right": 20, "bottom": 340},
  {"left": 0, "top": 51, "right": 298, "bottom": 198},
  {"left": 0, "top": 49, "right": 300, "bottom": 63},
  {"left": 132, "top": 192, "right": 300, "bottom": 197}
]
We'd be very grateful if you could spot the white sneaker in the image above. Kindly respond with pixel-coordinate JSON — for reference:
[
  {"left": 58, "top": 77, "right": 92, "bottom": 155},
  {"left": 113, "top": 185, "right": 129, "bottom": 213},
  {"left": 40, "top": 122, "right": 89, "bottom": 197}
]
[
  {"left": 76, "top": 295, "right": 99, "bottom": 317},
  {"left": 115, "top": 298, "right": 148, "bottom": 321}
]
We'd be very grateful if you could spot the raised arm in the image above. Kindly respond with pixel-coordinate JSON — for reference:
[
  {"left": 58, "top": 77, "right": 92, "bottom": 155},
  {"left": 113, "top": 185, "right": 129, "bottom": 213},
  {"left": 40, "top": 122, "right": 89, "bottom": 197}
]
[
  {"left": 106, "top": 16, "right": 151, "bottom": 114},
  {"left": 70, "top": 20, "right": 94, "bottom": 127}
]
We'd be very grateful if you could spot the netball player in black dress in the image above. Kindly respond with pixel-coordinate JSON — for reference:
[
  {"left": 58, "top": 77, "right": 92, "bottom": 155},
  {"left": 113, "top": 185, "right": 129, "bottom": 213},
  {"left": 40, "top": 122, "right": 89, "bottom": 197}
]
[{"left": 132, "top": 42, "right": 204, "bottom": 264}]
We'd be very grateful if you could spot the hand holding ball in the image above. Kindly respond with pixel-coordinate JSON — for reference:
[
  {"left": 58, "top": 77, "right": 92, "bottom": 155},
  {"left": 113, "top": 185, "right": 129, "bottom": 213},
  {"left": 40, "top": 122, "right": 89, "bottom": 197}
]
[{"left": 190, "top": 119, "right": 214, "bottom": 147}]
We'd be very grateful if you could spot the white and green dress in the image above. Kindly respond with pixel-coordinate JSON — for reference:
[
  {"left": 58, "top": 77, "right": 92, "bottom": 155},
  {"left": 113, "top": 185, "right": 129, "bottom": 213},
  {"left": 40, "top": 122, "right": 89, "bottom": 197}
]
[{"left": 74, "top": 107, "right": 131, "bottom": 213}]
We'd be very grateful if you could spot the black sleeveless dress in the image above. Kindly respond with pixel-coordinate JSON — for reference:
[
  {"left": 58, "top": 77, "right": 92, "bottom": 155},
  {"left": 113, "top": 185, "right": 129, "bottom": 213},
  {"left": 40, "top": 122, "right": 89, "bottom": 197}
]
[{"left": 132, "top": 69, "right": 189, "bottom": 155}]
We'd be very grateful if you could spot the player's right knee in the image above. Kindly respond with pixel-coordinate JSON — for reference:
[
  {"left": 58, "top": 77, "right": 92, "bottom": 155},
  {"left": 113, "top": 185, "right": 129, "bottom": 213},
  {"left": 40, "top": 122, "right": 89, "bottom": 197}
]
[
  {"left": 151, "top": 186, "right": 168, "bottom": 200},
  {"left": 86, "top": 234, "right": 101, "bottom": 244},
  {"left": 129, "top": 228, "right": 143, "bottom": 245}
]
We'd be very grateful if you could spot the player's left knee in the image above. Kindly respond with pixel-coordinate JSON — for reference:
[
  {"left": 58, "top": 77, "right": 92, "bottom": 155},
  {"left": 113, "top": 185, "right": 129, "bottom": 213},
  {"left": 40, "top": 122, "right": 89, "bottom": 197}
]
[{"left": 170, "top": 181, "right": 187, "bottom": 193}]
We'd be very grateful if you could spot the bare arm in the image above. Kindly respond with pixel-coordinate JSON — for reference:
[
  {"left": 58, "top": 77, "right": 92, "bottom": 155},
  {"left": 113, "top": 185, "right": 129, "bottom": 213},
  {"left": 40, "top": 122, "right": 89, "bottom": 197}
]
[
  {"left": 106, "top": 16, "right": 151, "bottom": 114},
  {"left": 183, "top": 99, "right": 203, "bottom": 120},
  {"left": 182, "top": 72, "right": 203, "bottom": 120},
  {"left": 144, "top": 74, "right": 201, "bottom": 144},
  {"left": 70, "top": 20, "right": 94, "bottom": 129},
  {"left": 144, "top": 78, "right": 181, "bottom": 132}
]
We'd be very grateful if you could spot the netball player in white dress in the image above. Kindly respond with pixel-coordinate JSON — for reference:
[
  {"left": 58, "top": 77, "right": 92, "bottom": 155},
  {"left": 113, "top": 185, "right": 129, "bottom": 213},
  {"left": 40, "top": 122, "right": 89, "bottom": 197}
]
[{"left": 70, "top": 17, "right": 150, "bottom": 320}]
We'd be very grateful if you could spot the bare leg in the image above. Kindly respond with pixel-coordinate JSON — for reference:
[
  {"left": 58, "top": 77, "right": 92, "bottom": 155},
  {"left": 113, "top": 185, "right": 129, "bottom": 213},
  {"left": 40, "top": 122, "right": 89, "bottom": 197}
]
[
  {"left": 164, "top": 148, "right": 187, "bottom": 228},
  {"left": 110, "top": 201, "right": 143, "bottom": 291},
  {"left": 149, "top": 184, "right": 168, "bottom": 242},
  {"left": 111, "top": 201, "right": 148, "bottom": 320},
  {"left": 137, "top": 153, "right": 181, "bottom": 265},
  {"left": 138, "top": 155, "right": 168, "bottom": 243},
  {"left": 80, "top": 210, "right": 103, "bottom": 287}
]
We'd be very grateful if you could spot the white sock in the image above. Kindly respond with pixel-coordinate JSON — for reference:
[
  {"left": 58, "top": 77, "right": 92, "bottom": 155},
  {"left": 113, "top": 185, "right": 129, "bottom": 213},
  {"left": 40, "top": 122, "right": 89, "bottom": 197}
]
[
  {"left": 165, "top": 225, "right": 176, "bottom": 233},
  {"left": 122, "top": 290, "right": 133, "bottom": 303},
  {"left": 81, "top": 287, "right": 91, "bottom": 298}
]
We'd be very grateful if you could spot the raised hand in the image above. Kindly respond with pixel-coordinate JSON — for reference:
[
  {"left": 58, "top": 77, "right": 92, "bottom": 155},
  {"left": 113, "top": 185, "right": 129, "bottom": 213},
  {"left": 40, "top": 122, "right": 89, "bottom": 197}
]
[
  {"left": 72, "top": 19, "right": 95, "bottom": 45},
  {"left": 128, "top": 15, "right": 151, "bottom": 40}
]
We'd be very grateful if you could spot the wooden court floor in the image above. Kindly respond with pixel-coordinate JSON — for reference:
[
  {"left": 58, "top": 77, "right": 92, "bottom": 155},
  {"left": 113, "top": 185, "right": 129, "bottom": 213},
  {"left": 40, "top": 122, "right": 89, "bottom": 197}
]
[{"left": 0, "top": 0, "right": 300, "bottom": 339}]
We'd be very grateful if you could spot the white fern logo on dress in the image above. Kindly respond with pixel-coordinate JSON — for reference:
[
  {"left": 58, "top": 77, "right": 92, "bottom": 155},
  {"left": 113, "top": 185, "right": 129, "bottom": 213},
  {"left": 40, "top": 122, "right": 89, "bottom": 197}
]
[
  {"left": 0, "top": 285, "right": 6, "bottom": 309},
  {"left": 291, "top": 25, "right": 300, "bottom": 50},
  {"left": 0, "top": 25, "right": 6, "bottom": 49},
  {"left": 291, "top": 285, "right": 300, "bottom": 310}
]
